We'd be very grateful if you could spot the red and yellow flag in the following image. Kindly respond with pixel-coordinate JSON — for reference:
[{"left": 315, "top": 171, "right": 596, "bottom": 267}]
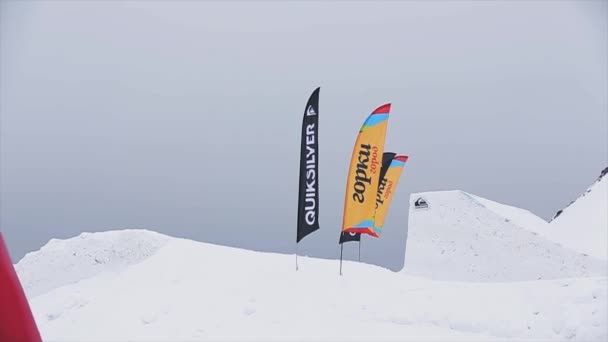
[
  {"left": 372, "top": 155, "right": 408, "bottom": 237},
  {"left": 341, "top": 104, "right": 391, "bottom": 236}
]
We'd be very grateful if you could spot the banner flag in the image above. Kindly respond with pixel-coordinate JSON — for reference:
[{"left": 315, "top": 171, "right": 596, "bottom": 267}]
[
  {"left": 340, "top": 103, "right": 391, "bottom": 237},
  {"left": 297, "top": 87, "right": 321, "bottom": 243}
]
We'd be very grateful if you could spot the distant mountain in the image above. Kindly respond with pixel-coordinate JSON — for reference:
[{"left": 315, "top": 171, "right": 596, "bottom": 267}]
[
  {"left": 546, "top": 167, "right": 608, "bottom": 260},
  {"left": 551, "top": 167, "right": 607, "bottom": 222}
]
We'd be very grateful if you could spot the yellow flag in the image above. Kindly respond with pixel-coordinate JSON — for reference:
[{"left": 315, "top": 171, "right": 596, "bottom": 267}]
[
  {"left": 341, "top": 103, "right": 391, "bottom": 236},
  {"left": 372, "top": 155, "right": 408, "bottom": 237}
]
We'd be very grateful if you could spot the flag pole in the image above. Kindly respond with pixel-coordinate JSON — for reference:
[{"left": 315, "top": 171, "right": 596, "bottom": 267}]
[
  {"left": 296, "top": 243, "right": 299, "bottom": 271},
  {"left": 339, "top": 243, "right": 343, "bottom": 276}
]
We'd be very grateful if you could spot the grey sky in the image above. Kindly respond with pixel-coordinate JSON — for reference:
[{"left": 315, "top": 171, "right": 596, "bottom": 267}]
[{"left": 1, "top": 1, "right": 606, "bottom": 271}]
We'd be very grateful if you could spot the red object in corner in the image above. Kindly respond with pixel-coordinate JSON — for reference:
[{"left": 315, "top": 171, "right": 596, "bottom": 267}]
[{"left": 0, "top": 232, "right": 42, "bottom": 342}]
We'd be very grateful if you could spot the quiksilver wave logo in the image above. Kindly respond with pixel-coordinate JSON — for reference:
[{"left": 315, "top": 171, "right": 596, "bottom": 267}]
[
  {"left": 307, "top": 105, "right": 317, "bottom": 116},
  {"left": 414, "top": 197, "right": 429, "bottom": 210},
  {"left": 304, "top": 120, "right": 317, "bottom": 225},
  {"left": 352, "top": 144, "right": 379, "bottom": 203}
]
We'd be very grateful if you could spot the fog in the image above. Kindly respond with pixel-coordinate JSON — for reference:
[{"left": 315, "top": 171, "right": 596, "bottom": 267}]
[{"left": 1, "top": 1, "right": 606, "bottom": 270}]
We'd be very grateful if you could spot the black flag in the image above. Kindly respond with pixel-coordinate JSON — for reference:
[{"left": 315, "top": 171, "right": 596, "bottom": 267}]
[
  {"left": 297, "top": 87, "right": 320, "bottom": 243},
  {"left": 378, "top": 152, "right": 396, "bottom": 186},
  {"left": 339, "top": 231, "right": 361, "bottom": 244},
  {"left": 339, "top": 152, "right": 396, "bottom": 244}
]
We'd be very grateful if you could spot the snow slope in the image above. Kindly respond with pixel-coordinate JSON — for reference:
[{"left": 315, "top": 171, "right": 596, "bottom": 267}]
[
  {"left": 15, "top": 230, "right": 608, "bottom": 341},
  {"left": 471, "top": 194, "right": 551, "bottom": 237},
  {"left": 548, "top": 170, "right": 608, "bottom": 260},
  {"left": 404, "top": 190, "right": 606, "bottom": 282},
  {"left": 15, "top": 229, "right": 169, "bottom": 298}
]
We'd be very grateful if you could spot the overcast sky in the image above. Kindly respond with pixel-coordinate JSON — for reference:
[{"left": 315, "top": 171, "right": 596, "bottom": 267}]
[{"left": 1, "top": 1, "right": 606, "bottom": 271}]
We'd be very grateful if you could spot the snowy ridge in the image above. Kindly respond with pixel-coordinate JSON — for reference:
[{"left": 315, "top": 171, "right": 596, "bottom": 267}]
[
  {"left": 470, "top": 194, "right": 551, "bottom": 236},
  {"left": 551, "top": 167, "right": 607, "bottom": 222},
  {"left": 404, "top": 190, "right": 606, "bottom": 282},
  {"left": 16, "top": 231, "right": 607, "bottom": 341},
  {"left": 548, "top": 170, "right": 608, "bottom": 260},
  {"left": 15, "top": 229, "right": 169, "bottom": 297}
]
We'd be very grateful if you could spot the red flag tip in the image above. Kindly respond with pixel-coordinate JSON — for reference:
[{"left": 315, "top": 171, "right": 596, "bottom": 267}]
[{"left": 372, "top": 103, "right": 391, "bottom": 114}]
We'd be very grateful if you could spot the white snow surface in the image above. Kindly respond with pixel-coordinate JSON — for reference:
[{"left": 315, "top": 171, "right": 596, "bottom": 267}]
[
  {"left": 548, "top": 175, "right": 608, "bottom": 260},
  {"left": 15, "top": 230, "right": 608, "bottom": 341},
  {"left": 15, "top": 229, "right": 169, "bottom": 298},
  {"left": 470, "top": 194, "right": 551, "bottom": 236},
  {"left": 404, "top": 190, "right": 606, "bottom": 281}
]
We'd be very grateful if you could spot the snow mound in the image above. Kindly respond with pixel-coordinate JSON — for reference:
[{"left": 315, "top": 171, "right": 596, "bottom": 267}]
[
  {"left": 404, "top": 190, "right": 606, "bottom": 282},
  {"left": 15, "top": 229, "right": 169, "bottom": 297},
  {"left": 548, "top": 169, "right": 608, "bottom": 260},
  {"left": 19, "top": 231, "right": 607, "bottom": 341}
]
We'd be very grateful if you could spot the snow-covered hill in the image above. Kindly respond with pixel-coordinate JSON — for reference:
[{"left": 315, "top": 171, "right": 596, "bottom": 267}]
[
  {"left": 15, "top": 230, "right": 608, "bottom": 341},
  {"left": 548, "top": 168, "right": 608, "bottom": 260},
  {"left": 13, "top": 183, "right": 608, "bottom": 341},
  {"left": 15, "top": 229, "right": 169, "bottom": 298},
  {"left": 404, "top": 190, "right": 606, "bottom": 281}
]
